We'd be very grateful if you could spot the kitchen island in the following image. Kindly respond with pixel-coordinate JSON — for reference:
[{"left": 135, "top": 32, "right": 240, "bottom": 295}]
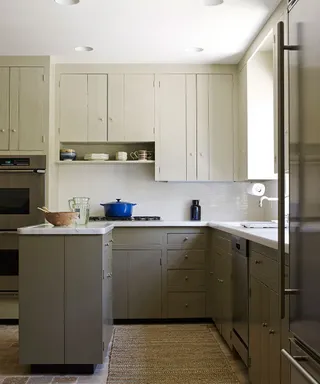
[{"left": 18, "top": 223, "right": 114, "bottom": 374}]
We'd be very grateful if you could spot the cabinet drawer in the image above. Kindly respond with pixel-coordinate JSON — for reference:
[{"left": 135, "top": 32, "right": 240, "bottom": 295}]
[
  {"left": 113, "top": 228, "right": 162, "bottom": 246},
  {"left": 215, "top": 234, "right": 232, "bottom": 254},
  {"left": 167, "top": 250, "right": 205, "bottom": 269},
  {"left": 167, "top": 292, "right": 206, "bottom": 318},
  {"left": 167, "top": 270, "right": 205, "bottom": 292},
  {"left": 167, "top": 233, "right": 206, "bottom": 249},
  {"left": 250, "top": 251, "right": 279, "bottom": 292},
  {"left": 250, "top": 242, "right": 278, "bottom": 262}
]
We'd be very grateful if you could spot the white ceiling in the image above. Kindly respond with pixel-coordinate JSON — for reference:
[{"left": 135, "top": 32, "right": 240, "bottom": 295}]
[{"left": 0, "top": 0, "right": 281, "bottom": 64}]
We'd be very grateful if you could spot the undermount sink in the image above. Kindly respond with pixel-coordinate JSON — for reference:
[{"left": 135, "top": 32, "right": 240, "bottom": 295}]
[{"left": 240, "top": 221, "right": 278, "bottom": 229}]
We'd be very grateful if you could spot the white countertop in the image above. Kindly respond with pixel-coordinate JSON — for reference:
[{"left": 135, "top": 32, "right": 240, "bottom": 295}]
[
  {"left": 18, "top": 222, "right": 114, "bottom": 235},
  {"left": 17, "top": 220, "right": 289, "bottom": 253}
]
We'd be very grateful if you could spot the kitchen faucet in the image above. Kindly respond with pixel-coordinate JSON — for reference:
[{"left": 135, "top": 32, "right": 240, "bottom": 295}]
[{"left": 259, "top": 196, "right": 279, "bottom": 208}]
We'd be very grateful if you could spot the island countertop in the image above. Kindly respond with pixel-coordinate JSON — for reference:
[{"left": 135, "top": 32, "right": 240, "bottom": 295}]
[{"left": 18, "top": 222, "right": 114, "bottom": 235}]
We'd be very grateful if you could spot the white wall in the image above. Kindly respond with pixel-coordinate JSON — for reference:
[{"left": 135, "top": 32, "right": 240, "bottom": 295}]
[{"left": 57, "top": 165, "right": 266, "bottom": 221}]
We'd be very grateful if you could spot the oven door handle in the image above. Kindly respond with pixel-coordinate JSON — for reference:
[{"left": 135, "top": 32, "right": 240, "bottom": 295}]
[
  {"left": 0, "top": 292, "right": 18, "bottom": 298},
  {"left": 0, "top": 169, "right": 45, "bottom": 174}
]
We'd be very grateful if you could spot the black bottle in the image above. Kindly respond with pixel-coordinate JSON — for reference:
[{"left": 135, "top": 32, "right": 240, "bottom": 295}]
[{"left": 191, "top": 200, "right": 201, "bottom": 221}]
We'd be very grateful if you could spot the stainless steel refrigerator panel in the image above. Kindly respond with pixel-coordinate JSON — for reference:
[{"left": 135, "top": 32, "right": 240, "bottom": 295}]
[{"left": 288, "top": 0, "right": 320, "bottom": 359}]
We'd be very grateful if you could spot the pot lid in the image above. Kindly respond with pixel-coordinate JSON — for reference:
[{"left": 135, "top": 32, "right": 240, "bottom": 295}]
[{"left": 103, "top": 199, "right": 136, "bottom": 205}]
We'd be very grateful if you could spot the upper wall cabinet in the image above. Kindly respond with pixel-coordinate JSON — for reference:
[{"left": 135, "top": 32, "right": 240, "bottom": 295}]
[
  {"left": 238, "top": 31, "right": 277, "bottom": 181},
  {"left": 108, "top": 74, "right": 155, "bottom": 142},
  {"left": 156, "top": 74, "right": 234, "bottom": 182},
  {"left": 0, "top": 67, "right": 45, "bottom": 151},
  {"left": 59, "top": 74, "right": 107, "bottom": 142}
]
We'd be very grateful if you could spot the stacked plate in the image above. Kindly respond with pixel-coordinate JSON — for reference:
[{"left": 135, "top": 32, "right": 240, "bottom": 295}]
[{"left": 84, "top": 153, "right": 109, "bottom": 161}]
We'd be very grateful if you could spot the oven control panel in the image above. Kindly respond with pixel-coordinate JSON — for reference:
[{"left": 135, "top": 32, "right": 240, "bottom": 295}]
[{"left": 0, "top": 158, "right": 30, "bottom": 167}]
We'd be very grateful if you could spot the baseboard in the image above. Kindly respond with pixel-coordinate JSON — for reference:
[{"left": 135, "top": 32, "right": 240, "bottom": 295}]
[{"left": 114, "top": 318, "right": 213, "bottom": 325}]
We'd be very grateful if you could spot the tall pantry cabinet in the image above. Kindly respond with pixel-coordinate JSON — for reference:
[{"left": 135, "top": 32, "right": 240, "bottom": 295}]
[{"left": 0, "top": 67, "right": 45, "bottom": 151}]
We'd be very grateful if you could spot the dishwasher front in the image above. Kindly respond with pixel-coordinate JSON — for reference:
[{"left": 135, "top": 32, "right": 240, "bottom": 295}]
[{"left": 232, "top": 236, "right": 249, "bottom": 366}]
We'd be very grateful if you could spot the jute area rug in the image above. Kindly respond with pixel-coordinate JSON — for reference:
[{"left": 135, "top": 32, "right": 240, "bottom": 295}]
[{"left": 107, "top": 324, "right": 239, "bottom": 383}]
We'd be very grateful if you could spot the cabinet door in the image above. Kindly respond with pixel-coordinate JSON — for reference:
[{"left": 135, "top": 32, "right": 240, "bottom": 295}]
[
  {"left": 18, "top": 67, "right": 45, "bottom": 150},
  {"left": 128, "top": 250, "right": 162, "bottom": 318},
  {"left": 0, "top": 68, "right": 9, "bottom": 150},
  {"left": 10, "top": 68, "right": 45, "bottom": 150},
  {"left": 249, "top": 276, "right": 262, "bottom": 384},
  {"left": 103, "top": 242, "right": 113, "bottom": 355},
  {"left": 186, "top": 74, "right": 197, "bottom": 181},
  {"left": 88, "top": 75, "right": 107, "bottom": 142},
  {"left": 112, "top": 250, "right": 128, "bottom": 319},
  {"left": 269, "top": 289, "right": 280, "bottom": 384},
  {"left": 221, "top": 253, "right": 233, "bottom": 348},
  {"left": 124, "top": 74, "right": 155, "bottom": 141},
  {"left": 261, "top": 283, "right": 270, "bottom": 384},
  {"left": 156, "top": 74, "right": 187, "bottom": 181},
  {"left": 238, "top": 65, "right": 248, "bottom": 181},
  {"left": 65, "top": 236, "right": 103, "bottom": 364},
  {"left": 108, "top": 74, "right": 125, "bottom": 141},
  {"left": 197, "top": 75, "right": 210, "bottom": 181},
  {"left": 60, "top": 74, "right": 87, "bottom": 142},
  {"left": 206, "top": 241, "right": 215, "bottom": 318},
  {"left": 213, "top": 251, "right": 224, "bottom": 333},
  {"left": 19, "top": 236, "right": 65, "bottom": 364},
  {"left": 209, "top": 74, "right": 234, "bottom": 181}
]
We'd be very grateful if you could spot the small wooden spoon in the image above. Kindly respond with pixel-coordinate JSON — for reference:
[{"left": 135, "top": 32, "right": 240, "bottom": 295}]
[{"left": 37, "top": 207, "right": 51, "bottom": 213}]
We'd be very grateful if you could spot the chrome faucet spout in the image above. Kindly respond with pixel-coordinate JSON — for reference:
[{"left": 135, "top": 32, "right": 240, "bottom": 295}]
[{"left": 259, "top": 196, "right": 279, "bottom": 208}]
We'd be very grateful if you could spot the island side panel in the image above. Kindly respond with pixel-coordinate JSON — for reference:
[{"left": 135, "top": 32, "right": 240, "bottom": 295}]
[
  {"left": 64, "top": 235, "right": 104, "bottom": 364},
  {"left": 19, "top": 235, "right": 65, "bottom": 364}
]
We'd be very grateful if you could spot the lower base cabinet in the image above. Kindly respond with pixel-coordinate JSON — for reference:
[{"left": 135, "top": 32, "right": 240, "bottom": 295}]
[
  {"left": 167, "top": 292, "right": 206, "bottom": 318},
  {"left": 113, "top": 249, "right": 162, "bottom": 319},
  {"left": 19, "top": 233, "right": 113, "bottom": 365},
  {"left": 249, "top": 275, "right": 280, "bottom": 384}
]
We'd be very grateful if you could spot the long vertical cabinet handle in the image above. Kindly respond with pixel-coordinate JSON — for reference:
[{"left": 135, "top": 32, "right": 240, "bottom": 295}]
[{"left": 277, "top": 21, "right": 286, "bottom": 320}]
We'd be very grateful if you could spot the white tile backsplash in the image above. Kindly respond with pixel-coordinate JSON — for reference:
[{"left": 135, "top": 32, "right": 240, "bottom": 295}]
[{"left": 57, "top": 164, "right": 268, "bottom": 221}]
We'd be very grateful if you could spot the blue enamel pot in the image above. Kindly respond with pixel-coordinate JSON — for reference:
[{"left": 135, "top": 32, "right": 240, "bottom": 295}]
[{"left": 100, "top": 199, "right": 137, "bottom": 218}]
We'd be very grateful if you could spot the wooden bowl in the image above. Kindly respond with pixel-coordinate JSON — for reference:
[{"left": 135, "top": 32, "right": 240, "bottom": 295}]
[{"left": 45, "top": 212, "right": 78, "bottom": 226}]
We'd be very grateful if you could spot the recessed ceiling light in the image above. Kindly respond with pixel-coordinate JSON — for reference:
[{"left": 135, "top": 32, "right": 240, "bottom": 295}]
[
  {"left": 204, "top": 0, "right": 224, "bottom": 5},
  {"left": 55, "top": 0, "right": 80, "bottom": 5},
  {"left": 185, "top": 47, "right": 204, "bottom": 53},
  {"left": 75, "top": 46, "right": 94, "bottom": 52}
]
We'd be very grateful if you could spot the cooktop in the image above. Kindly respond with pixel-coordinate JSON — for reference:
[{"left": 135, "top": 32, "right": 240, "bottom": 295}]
[{"left": 89, "top": 216, "right": 161, "bottom": 222}]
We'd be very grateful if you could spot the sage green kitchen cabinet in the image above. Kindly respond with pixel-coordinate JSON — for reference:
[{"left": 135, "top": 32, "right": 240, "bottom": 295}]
[
  {"left": 128, "top": 250, "right": 162, "bottom": 319},
  {"left": 249, "top": 255, "right": 280, "bottom": 384},
  {"left": 0, "top": 67, "right": 45, "bottom": 151},
  {"left": 155, "top": 74, "right": 187, "bottom": 181},
  {"left": 108, "top": 74, "right": 155, "bottom": 142},
  {"left": 209, "top": 230, "right": 233, "bottom": 348},
  {"left": 19, "top": 233, "right": 113, "bottom": 365},
  {"left": 0, "top": 68, "right": 9, "bottom": 150},
  {"left": 113, "top": 249, "right": 162, "bottom": 319},
  {"left": 59, "top": 74, "right": 107, "bottom": 142},
  {"left": 112, "top": 250, "right": 128, "bottom": 319}
]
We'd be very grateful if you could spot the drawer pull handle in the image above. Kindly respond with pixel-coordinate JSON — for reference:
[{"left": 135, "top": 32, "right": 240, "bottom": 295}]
[
  {"left": 262, "top": 322, "right": 268, "bottom": 327},
  {"left": 185, "top": 303, "right": 189, "bottom": 308},
  {"left": 185, "top": 276, "right": 189, "bottom": 281},
  {"left": 269, "top": 329, "right": 275, "bottom": 335},
  {"left": 218, "top": 279, "right": 224, "bottom": 283},
  {"left": 209, "top": 271, "right": 214, "bottom": 275},
  {"left": 110, "top": 239, "right": 114, "bottom": 243},
  {"left": 105, "top": 243, "right": 109, "bottom": 247},
  {"left": 184, "top": 254, "right": 188, "bottom": 259},
  {"left": 183, "top": 237, "right": 189, "bottom": 242},
  {"left": 255, "top": 260, "right": 262, "bottom": 264}
]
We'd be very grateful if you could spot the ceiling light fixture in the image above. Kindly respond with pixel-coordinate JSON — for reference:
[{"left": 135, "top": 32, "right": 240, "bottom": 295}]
[
  {"left": 204, "top": 0, "right": 224, "bottom": 5},
  {"left": 75, "top": 46, "right": 94, "bottom": 52},
  {"left": 55, "top": 0, "right": 80, "bottom": 5},
  {"left": 185, "top": 47, "right": 204, "bottom": 53}
]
